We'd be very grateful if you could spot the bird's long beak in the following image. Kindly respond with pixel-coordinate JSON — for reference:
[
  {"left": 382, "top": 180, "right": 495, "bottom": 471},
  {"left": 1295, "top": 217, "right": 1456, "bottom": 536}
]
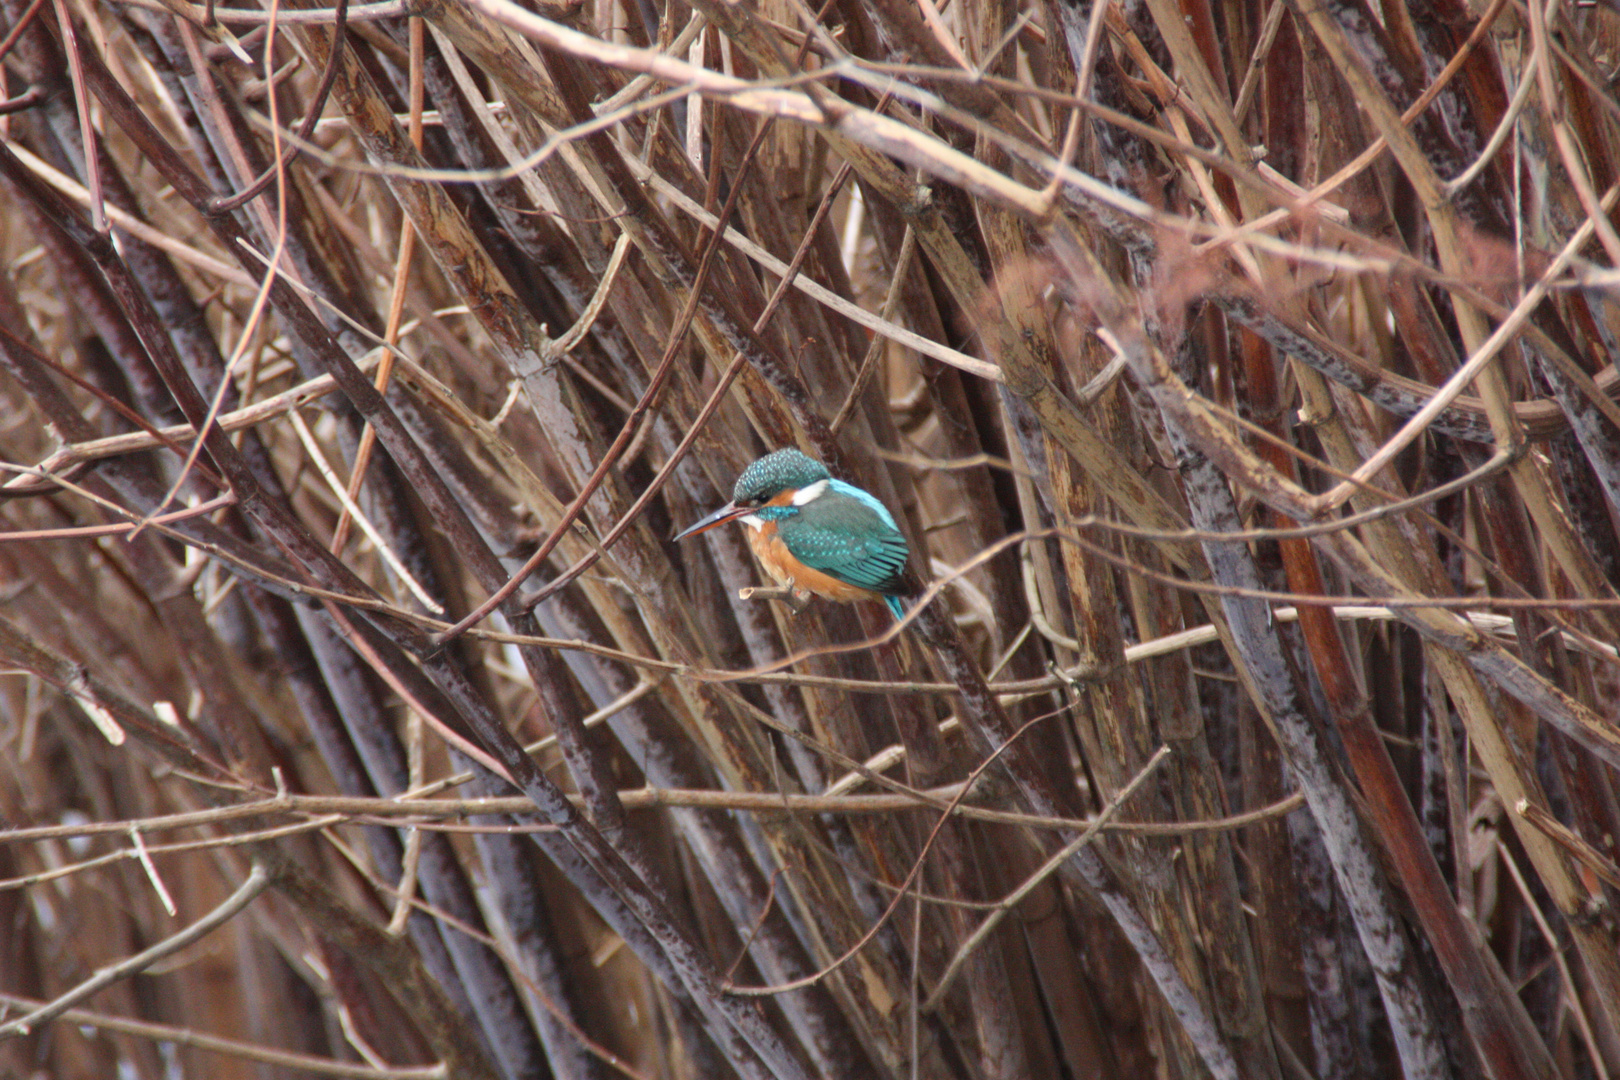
[{"left": 672, "top": 501, "right": 749, "bottom": 542}]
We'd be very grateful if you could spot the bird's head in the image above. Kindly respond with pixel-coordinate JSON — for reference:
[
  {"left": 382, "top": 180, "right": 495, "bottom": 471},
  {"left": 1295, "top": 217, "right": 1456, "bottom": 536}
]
[{"left": 672, "top": 448, "right": 831, "bottom": 541}]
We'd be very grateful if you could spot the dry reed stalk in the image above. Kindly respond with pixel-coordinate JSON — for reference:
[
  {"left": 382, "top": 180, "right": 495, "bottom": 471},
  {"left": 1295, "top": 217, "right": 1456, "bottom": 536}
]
[{"left": 2, "top": 0, "right": 1620, "bottom": 1076}]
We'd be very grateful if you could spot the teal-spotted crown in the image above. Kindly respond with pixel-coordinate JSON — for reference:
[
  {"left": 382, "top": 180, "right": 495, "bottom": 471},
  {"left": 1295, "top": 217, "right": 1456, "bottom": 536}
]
[{"left": 733, "top": 448, "right": 831, "bottom": 504}]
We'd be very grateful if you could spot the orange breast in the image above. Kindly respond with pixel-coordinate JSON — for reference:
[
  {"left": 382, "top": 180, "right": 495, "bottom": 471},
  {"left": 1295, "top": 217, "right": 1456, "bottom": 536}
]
[{"left": 745, "top": 522, "right": 881, "bottom": 603}]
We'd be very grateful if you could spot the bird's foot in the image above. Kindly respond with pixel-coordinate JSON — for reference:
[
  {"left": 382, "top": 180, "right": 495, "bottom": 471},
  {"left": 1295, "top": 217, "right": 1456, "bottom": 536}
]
[{"left": 738, "top": 584, "right": 813, "bottom": 614}]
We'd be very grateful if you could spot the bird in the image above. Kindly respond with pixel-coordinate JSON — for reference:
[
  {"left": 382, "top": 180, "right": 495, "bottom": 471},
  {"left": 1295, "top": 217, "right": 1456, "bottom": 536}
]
[{"left": 673, "top": 448, "right": 913, "bottom": 619}]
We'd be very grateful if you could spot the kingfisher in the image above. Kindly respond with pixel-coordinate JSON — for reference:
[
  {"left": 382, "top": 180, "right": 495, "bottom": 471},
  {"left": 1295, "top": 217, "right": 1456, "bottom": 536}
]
[{"left": 673, "top": 448, "right": 912, "bottom": 619}]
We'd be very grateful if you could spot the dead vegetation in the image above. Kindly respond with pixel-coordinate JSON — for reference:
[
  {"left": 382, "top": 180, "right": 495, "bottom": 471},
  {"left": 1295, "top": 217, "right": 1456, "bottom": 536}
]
[{"left": 3, "top": 0, "right": 1620, "bottom": 1076}]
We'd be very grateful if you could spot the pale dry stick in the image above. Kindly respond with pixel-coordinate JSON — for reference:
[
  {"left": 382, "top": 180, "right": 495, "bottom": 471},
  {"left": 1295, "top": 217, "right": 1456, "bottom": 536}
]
[
  {"left": 1160, "top": 104, "right": 1264, "bottom": 284},
  {"left": 1529, "top": 0, "right": 1620, "bottom": 265},
  {"left": 421, "top": 18, "right": 555, "bottom": 213},
  {"left": 0, "top": 993, "right": 443, "bottom": 1079},
  {"left": 386, "top": 712, "right": 426, "bottom": 936},
  {"left": 51, "top": 0, "right": 103, "bottom": 232},
  {"left": 0, "top": 801, "right": 343, "bottom": 862},
  {"left": 1445, "top": 60, "right": 1537, "bottom": 195},
  {"left": 0, "top": 824, "right": 347, "bottom": 897},
  {"left": 111, "top": 0, "right": 247, "bottom": 56},
  {"left": 686, "top": 24, "right": 705, "bottom": 169},
  {"left": 625, "top": 159, "right": 1001, "bottom": 380},
  {"left": 199, "top": 0, "right": 404, "bottom": 21},
  {"left": 446, "top": 0, "right": 1053, "bottom": 205},
  {"left": 0, "top": 493, "right": 236, "bottom": 538},
  {"left": 456, "top": 0, "right": 1360, "bottom": 288},
  {"left": 287, "top": 408, "right": 444, "bottom": 613},
  {"left": 829, "top": 220, "right": 916, "bottom": 435},
  {"left": 820, "top": 742, "right": 917, "bottom": 798},
  {"left": 1251, "top": 164, "right": 1351, "bottom": 224},
  {"left": 312, "top": 106, "right": 492, "bottom": 132},
  {"left": 986, "top": 622, "right": 1036, "bottom": 686},
  {"left": 591, "top": 9, "right": 707, "bottom": 116},
  {"left": 0, "top": 786, "right": 1308, "bottom": 854},
  {"left": 233, "top": 226, "right": 489, "bottom": 378},
  {"left": 1315, "top": 178, "right": 1620, "bottom": 512},
  {"left": 0, "top": 861, "right": 271, "bottom": 1037},
  {"left": 1021, "top": 541, "right": 1081, "bottom": 653},
  {"left": 915, "top": 0, "right": 970, "bottom": 67},
  {"left": 330, "top": 15, "right": 425, "bottom": 556},
  {"left": 840, "top": 181, "right": 865, "bottom": 269},
  {"left": 241, "top": 53, "right": 741, "bottom": 187},
  {"left": 974, "top": 11, "right": 1036, "bottom": 85},
  {"left": 548, "top": 230, "right": 633, "bottom": 356},
  {"left": 242, "top": 56, "right": 302, "bottom": 101},
  {"left": 15, "top": 350, "right": 383, "bottom": 479},
  {"left": 1195, "top": 0, "right": 1512, "bottom": 254},
  {"left": 7, "top": 144, "right": 254, "bottom": 285},
  {"left": 1497, "top": 840, "right": 1611, "bottom": 1080},
  {"left": 200, "top": 564, "right": 243, "bottom": 618},
  {"left": 1035, "top": 0, "right": 1105, "bottom": 211},
  {"left": 1517, "top": 800, "right": 1620, "bottom": 890},
  {"left": 334, "top": 1010, "right": 403, "bottom": 1076},
  {"left": 386, "top": 678, "right": 658, "bottom": 799},
  {"left": 1286, "top": 606, "right": 1616, "bottom": 661},
  {"left": 830, "top": 60, "right": 1385, "bottom": 275},
  {"left": 128, "top": 827, "right": 177, "bottom": 916},
  {"left": 1231, "top": 0, "right": 1288, "bottom": 125},
  {"left": 62, "top": 670, "right": 126, "bottom": 744},
  {"left": 922, "top": 747, "right": 1172, "bottom": 1012}
]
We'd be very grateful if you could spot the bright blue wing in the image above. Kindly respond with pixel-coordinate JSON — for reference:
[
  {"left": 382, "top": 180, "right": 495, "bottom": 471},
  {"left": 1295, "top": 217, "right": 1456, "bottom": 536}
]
[{"left": 775, "top": 492, "right": 911, "bottom": 596}]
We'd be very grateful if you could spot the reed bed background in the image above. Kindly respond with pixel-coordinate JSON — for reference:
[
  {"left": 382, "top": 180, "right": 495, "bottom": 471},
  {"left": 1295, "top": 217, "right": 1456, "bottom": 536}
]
[{"left": 2, "top": 0, "right": 1620, "bottom": 1076}]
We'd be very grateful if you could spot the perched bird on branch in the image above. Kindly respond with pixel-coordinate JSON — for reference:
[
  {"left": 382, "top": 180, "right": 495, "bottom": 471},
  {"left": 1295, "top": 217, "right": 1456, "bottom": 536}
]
[{"left": 674, "top": 448, "right": 914, "bottom": 620}]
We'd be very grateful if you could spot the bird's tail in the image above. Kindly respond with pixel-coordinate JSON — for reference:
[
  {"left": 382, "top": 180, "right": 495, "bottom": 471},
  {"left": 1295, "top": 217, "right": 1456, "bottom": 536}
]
[{"left": 885, "top": 594, "right": 906, "bottom": 621}]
